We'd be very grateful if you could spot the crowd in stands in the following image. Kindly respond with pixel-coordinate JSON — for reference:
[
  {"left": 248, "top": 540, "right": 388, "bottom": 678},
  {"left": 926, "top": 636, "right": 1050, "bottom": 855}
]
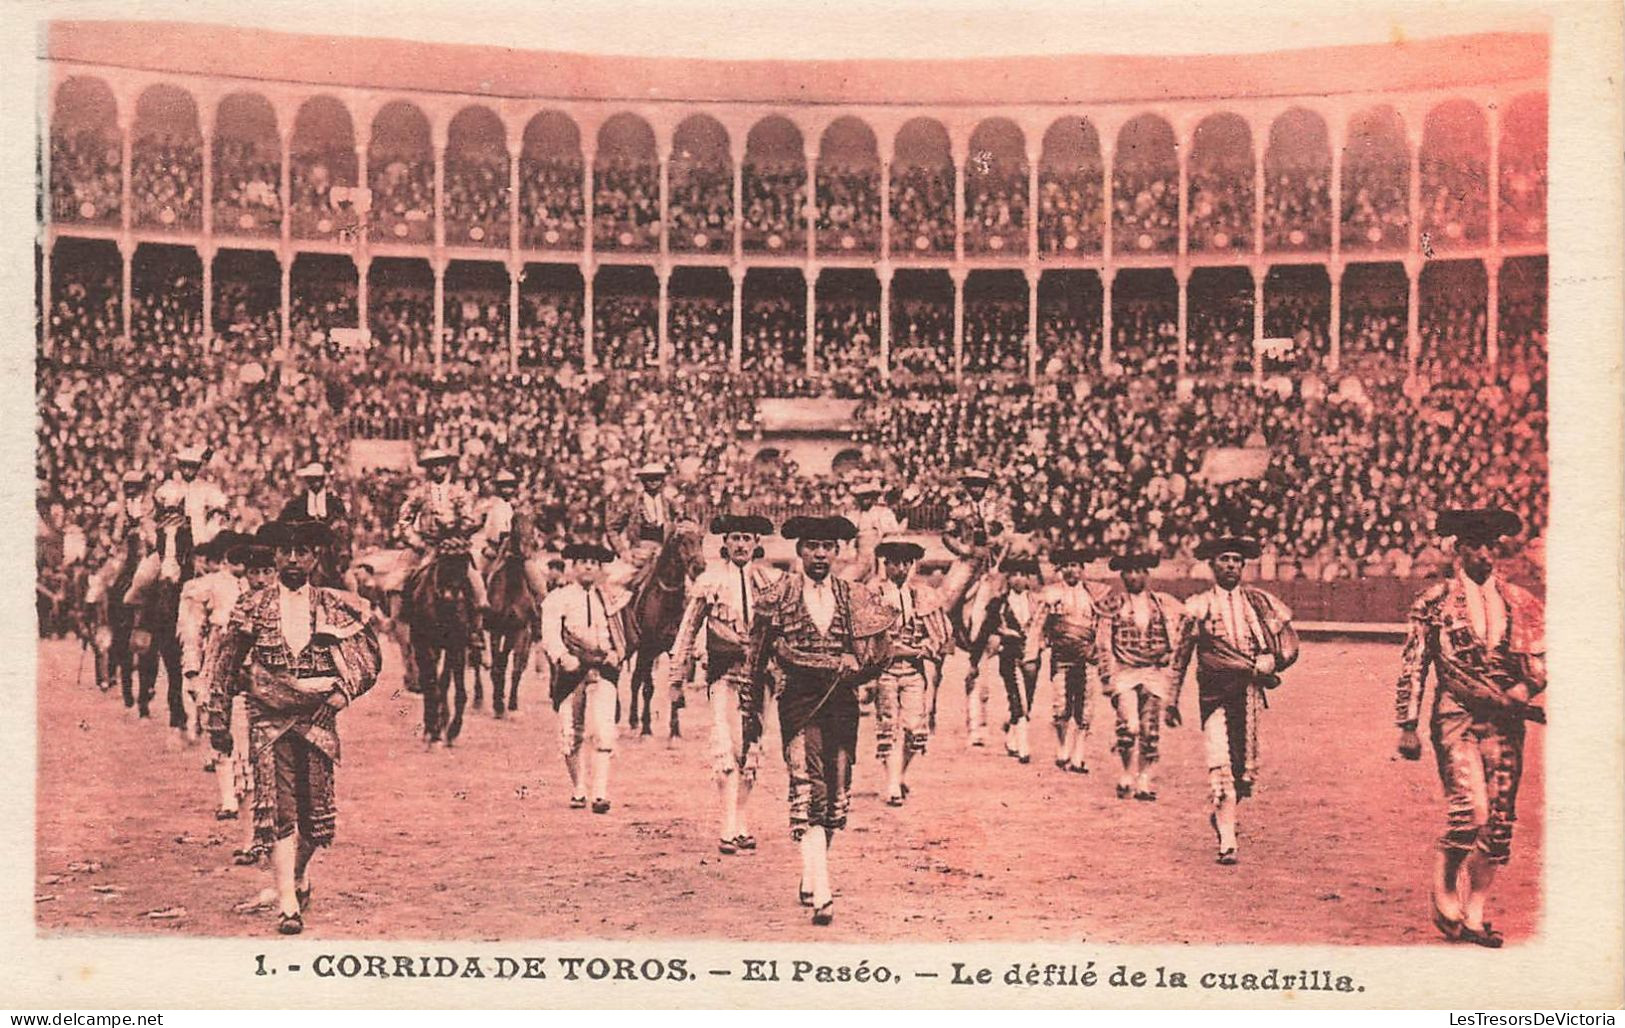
[
  {"left": 814, "top": 298, "right": 879, "bottom": 377},
  {"left": 442, "top": 290, "right": 509, "bottom": 370},
  {"left": 1112, "top": 166, "right": 1177, "bottom": 253},
  {"left": 1036, "top": 172, "right": 1102, "bottom": 254},
  {"left": 742, "top": 161, "right": 806, "bottom": 252},
  {"left": 667, "top": 162, "right": 732, "bottom": 252},
  {"left": 1186, "top": 295, "right": 1252, "bottom": 375},
  {"left": 1420, "top": 154, "right": 1489, "bottom": 246},
  {"left": 367, "top": 155, "right": 434, "bottom": 244},
  {"left": 1110, "top": 296, "right": 1179, "bottom": 379},
  {"left": 289, "top": 149, "right": 358, "bottom": 239},
  {"left": 368, "top": 286, "right": 434, "bottom": 366},
  {"left": 593, "top": 158, "right": 660, "bottom": 251},
  {"left": 962, "top": 297, "right": 1027, "bottom": 374},
  {"left": 741, "top": 294, "right": 805, "bottom": 373},
  {"left": 38, "top": 253, "right": 1548, "bottom": 590},
  {"left": 520, "top": 157, "right": 585, "bottom": 249},
  {"left": 444, "top": 154, "right": 510, "bottom": 247},
  {"left": 1342, "top": 162, "right": 1409, "bottom": 249},
  {"left": 1499, "top": 151, "right": 1547, "bottom": 242},
  {"left": 1187, "top": 159, "right": 1252, "bottom": 252},
  {"left": 131, "top": 136, "right": 202, "bottom": 230},
  {"left": 65, "top": 132, "right": 1521, "bottom": 262},
  {"left": 40, "top": 119, "right": 1547, "bottom": 597},
  {"left": 50, "top": 132, "right": 122, "bottom": 224},
  {"left": 670, "top": 294, "right": 731, "bottom": 367},
  {"left": 212, "top": 139, "right": 281, "bottom": 235},
  {"left": 1262, "top": 285, "right": 1330, "bottom": 373},
  {"left": 1038, "top": 302, "right": 1102, "bottom": 377},
  {"left": 594, "top": 291, "right": 659, "bottom": 369},
  {"left": 1264, "top": 166, "right": 1331, "bottom": 250},
  {"left": 964, "top": 162, "right": 1028, "bottom": 255},
  {"left": 816, "top": 164, "right": 881, "bottom": 252},
  {"left": 890, "top": 297, "right": 955, "bottom": 378},
  {"left": 889, "top": 164, "right": 954, "bottom": 255},
  {"left": 517, "top": 287, "right": 584, "bottom": 369}
]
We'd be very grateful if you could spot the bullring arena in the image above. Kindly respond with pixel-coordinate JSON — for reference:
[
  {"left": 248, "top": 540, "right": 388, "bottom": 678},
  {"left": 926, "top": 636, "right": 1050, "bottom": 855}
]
[{"left": 36, "top": 20, "right": 1547, "bottom": 943}]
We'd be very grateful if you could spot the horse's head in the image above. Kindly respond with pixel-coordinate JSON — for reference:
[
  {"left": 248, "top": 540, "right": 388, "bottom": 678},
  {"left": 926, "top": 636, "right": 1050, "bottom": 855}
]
[
  {"left": 423, "top": 551, "right": 474, "bottom": 616},
  {"left": 668, "top": 520, "right": 707, "bottom": 582}
]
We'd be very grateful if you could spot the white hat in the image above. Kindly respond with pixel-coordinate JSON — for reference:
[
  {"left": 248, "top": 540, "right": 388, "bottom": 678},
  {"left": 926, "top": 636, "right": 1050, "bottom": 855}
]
[
  {"left": 175, "top": 445, "right": 207, "bottom": 465},
  {"left": 121, "top": 469, "right": 150, "bottom": 486},
  {"left": 296, "top": 462, "right": 328, "bottom": 479},
  {"left": 418, "top": 449, "right": 457, "bottom": 467},
  {"left": 959, "top": 466, "right": 993, "bottom": 483},
  {"left": 635, "top": 462, "right": 669, "bottom": 479}
]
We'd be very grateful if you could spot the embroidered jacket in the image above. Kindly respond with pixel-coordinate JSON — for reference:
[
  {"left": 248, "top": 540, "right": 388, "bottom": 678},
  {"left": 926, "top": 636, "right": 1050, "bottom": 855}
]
[
  {"left": 1100, "top": 588, "right": 1184, "bottom": 669},
  {"left": 1394, "top": 573, "right": 1546, "bottom": 728},
  {"left": 203, "top": 584, "right": 382, "bottom": 763},
  {"left": 672, "top": 560, "right": 784, "bottom": 682},
  {"left": 179, "top": 569, "right": 246, "bottom": 675},
  {"left": 396, "top": 479, "right": 479, "bottom": 550},
  {"left": 609, "top": 490, "right": 688, "bottom": 552},
  {"left": 1170, "top": 585, "right": 1295, "bottom": 708},
  {"left": 744, "top": 573, "right": 893, "bottom": 741},
  {"left": 873, "top": 576, "right": 951, "bottom": 668},
  {"left": 1029, "top": 579, "right": 1114, "bottom": 667},
  {"left": 943, "top": 491, "right": 1013, "bottom": 557}
]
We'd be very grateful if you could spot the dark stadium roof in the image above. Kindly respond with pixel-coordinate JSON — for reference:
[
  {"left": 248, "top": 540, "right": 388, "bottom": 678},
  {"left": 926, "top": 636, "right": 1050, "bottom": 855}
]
[{"left": 47, "top": 21, "right": 1547, "bottom": 107}]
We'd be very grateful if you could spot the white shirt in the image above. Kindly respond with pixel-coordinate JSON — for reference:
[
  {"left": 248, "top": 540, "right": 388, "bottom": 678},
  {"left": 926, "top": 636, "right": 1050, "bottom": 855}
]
[
  {"left": 1214, "top": 586, "right": 1264, "bottom": 652},
  {"left": 279, "top": 582, "right": 314, "bottom": 656},
  {"left": 305, "top": 489, "right": 328, "bottom": 519},
  {"left": 855, "top": 504, "right": 902, "bottom": 538},
  {"left": 1006, "top": 589, "right": 1032, "bottom": 628},
  {"left": 803, "top": 577, "right": 837, "bottom": 635},
  {"left": 1459, "top": 572, "right": 1508, "bottom": 649},
  {"left": 1050, "top": 581, "right": 1096, "bottom": 619},
  {"left": 641, "top": 493, "right": 669, "bottom": 524},
  {"left": 482, "top": 496, "right": 514, "bottom": 538},
  {"left": 1127, "top": 590, "right": 1153, "bottom": 632},
  {"left": 882, "top": 579, "right": 914, "bottom": 625},
  {"left": 540, "top": 581, "right": 615, "bottom": 664}
]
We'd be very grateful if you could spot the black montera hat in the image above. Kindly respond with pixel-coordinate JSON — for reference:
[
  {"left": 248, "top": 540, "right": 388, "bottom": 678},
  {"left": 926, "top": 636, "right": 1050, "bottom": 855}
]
[
  {"left": 1436, "top": 507, "right": 1522, "bottom": 545},
  {"left": 782, "top": 515, "right": 858, "bottom": 542}
]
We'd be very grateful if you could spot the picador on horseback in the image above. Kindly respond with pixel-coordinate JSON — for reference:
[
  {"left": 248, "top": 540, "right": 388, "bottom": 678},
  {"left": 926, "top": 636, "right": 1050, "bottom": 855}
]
[
  {"left": 474, "top": 469, "right": 551, "bottom": 718},
  {"left": 394, "top": 448, "right": 488, "bottom": 660}
]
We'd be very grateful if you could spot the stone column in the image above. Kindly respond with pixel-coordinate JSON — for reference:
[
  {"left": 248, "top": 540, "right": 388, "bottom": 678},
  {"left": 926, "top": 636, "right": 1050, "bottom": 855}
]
[
  {"left": 951, "top": 267, "right": 966, "bottom": 382},
  {"left": 508, "top": 259, "right": 521, "bottom": 373},
  {"left": 582, "top": 262, "right": 596, "bottom": 368},
  {"left": 1176, "top": 265, "right": 1190, "bottom": 376},
  {"left": 730, "top": 268, "right": 743, "bottom": 372},
  {"left": 805, "top": 270, "right": 817, "bottom": 374},
  {"left": 120, "top": 240, "right": 133, "bottom": 341},
  {"left": 879, "top": 264, "right": 892, "bottom": 385},
  {"left": 432, "top": 258, "right": 446, "bottom": 369},
  {"left": 1026, "top": 268, "right": 1039, "bottom": 382},
  {"left": 279, "top": 252, "right": 291, "bottom": 347},
  {"left": 201, "top": 245, "right": 214, "bottom": 339},
  {"left": 657, "top": 264, "right": 670, "bottom": 371},
  {"left": 280, "top": 128, "right": 293, "bottom": 247},
  {"left": 1405, "top": 256, "right": 1421, "bottom": 367}
]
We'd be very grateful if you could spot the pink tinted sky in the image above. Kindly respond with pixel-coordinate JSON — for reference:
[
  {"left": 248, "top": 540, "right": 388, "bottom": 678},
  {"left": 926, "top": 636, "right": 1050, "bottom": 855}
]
[{"left": 39, "top": 0, "right": 1549, "bottom": 60}]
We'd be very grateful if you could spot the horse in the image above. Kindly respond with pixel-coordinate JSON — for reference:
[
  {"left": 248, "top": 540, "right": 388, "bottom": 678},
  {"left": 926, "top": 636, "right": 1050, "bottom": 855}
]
[
  {"left": 127, "top": 518, "right": 194, "bottom": 732},
  {"left": 483, "top": 517, "right": 540, "bottom": 719},
  {"left": 350, "top": 547, "right": 419, "bottom": 692},
  {"left": 402, "top": 549, "right": 478, "bottom": 747},
  {"left": 933, "top": 538, "right": 1011, "bottom": 735},
  {"left": 619, "top": 521, "right": 707, "bottom": 738}
]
